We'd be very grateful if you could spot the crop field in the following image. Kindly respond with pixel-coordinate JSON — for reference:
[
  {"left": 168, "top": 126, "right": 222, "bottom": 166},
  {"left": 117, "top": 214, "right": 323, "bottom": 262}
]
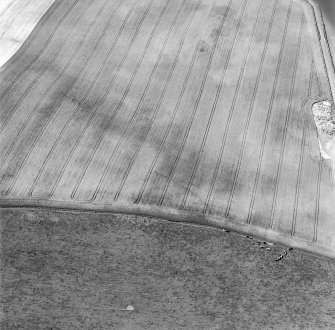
[{"left": 0, "top": 0, "right": 334, "bottom": 257}]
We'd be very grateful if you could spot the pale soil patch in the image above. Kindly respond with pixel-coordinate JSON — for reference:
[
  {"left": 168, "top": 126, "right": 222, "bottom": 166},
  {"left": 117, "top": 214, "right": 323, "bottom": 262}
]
[
  {"left": 0, "top": 0, "right": 55, "bottom": 68},
  {"left": 312, "top": 100, "right": 335, "bottom": 136},
  {"left": 312, "top": 100, "right": 335, "bottom": 160},
  {"left": 312, "top": 100, "right": 335, "bottom": 187}
]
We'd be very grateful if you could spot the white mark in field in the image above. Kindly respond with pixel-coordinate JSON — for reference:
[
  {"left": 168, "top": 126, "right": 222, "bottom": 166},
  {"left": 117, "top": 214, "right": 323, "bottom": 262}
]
[
  {"left": 312, "top": 100, "right": 335, "bottom": 182},
  {"left": 312, "top": 100, "right": 335, "bottom": 136}
]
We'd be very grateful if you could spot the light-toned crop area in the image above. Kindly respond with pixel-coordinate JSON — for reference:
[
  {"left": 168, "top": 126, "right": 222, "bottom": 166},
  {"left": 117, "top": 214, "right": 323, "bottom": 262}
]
[{"left": 0, "top": 0, "right": 55, "bottom": 68}]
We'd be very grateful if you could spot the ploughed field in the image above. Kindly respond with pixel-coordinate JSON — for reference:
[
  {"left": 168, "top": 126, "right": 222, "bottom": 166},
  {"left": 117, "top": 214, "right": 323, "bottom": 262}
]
[{"left": 0, "top": 0, "right": 334, "bottom": 257}]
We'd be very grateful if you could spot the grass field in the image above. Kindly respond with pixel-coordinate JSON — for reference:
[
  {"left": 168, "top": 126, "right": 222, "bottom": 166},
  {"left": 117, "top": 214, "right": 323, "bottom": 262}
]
[
  {"left": 0, "top": 0, "right": 334, "bottom": 257},
  {"left": 1, "top": 208, "right": 335, "bottom": 329}
]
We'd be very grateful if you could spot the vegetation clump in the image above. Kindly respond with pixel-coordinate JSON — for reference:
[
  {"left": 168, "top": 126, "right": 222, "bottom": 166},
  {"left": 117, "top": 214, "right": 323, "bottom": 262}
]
[{"left": 312, "top": 100, "right": 335, "bottom": 136}]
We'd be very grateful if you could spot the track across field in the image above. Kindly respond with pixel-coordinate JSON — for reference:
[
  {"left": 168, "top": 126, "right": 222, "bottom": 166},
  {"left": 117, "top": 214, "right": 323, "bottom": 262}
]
[{"left": 0, "top": 0, "right": 334, "bottom": 257}]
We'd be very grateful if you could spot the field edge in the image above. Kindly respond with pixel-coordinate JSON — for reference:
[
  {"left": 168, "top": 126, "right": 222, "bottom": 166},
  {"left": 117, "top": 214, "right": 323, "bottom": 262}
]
[{"left": 1, "top": 198, "right": 334, "bottom": 259}]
